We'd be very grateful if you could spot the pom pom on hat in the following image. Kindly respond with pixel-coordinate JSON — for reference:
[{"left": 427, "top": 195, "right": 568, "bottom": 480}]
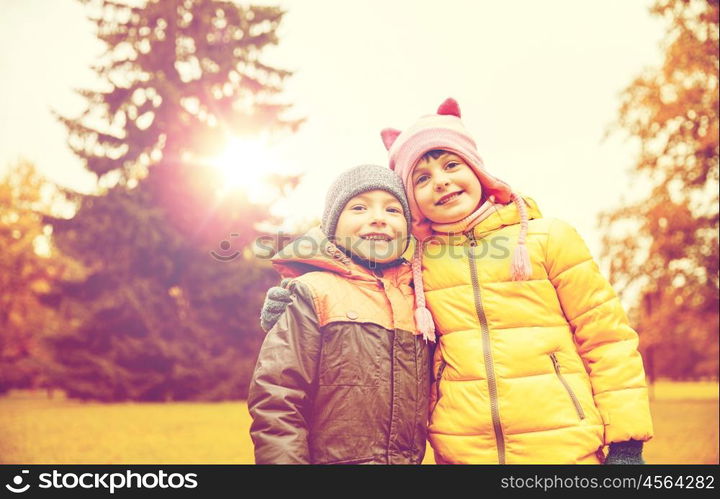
[{"left": 437, "top": 97, "right": 461, "bottom": 117}]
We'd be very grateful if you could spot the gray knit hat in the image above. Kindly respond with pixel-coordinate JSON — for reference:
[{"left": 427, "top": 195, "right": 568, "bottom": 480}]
[{"left": 321, "top": 164, "right": 411, "bottom": 240}]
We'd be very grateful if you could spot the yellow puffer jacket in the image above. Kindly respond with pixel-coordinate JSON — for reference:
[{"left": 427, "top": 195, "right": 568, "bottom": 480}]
[{"left": 423, "top": 198, "right": 653, "bottom": 464}]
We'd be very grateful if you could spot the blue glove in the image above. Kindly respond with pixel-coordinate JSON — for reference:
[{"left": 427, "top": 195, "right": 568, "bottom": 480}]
[
  {"left": 259, "top": 279, "right": 292, "bottom": 332},
  {"left": 604, "top": 440, "right": 645, "bottom": 464}
]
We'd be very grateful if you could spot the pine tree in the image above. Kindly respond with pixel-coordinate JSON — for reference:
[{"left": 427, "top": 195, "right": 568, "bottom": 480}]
[
  {"left": 600, "top": 0, "right": 719, "bottom": 379},
  {"left": 46, "top": 0, "right": 298, "bottom": 400}
]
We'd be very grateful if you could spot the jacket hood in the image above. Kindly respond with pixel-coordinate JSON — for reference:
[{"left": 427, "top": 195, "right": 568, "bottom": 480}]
[{"left": 272, "top": 227, "right": 410, "bottom": 284}]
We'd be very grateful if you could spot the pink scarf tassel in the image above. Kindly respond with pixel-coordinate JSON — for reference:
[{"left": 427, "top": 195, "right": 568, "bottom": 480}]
[
  {"left": 510, "top": 193, "right": 531, "bottom": 281},
  {"left": 411, "top": 243, "right": 436, "bottom": 342}
]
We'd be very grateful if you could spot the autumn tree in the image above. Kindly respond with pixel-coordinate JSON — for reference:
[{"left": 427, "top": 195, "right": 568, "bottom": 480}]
[
  {"left": 58, "top": 0, "right": 300, "bottom": 243},
  {"left": 600, "top": 0, "right": 718, "bottom": 379},
  {"left": 0, "top": 162, "right": 71, "bottom": 393},
  {"left": 46, "top": 0, "right": 299, "bottom": 401}
]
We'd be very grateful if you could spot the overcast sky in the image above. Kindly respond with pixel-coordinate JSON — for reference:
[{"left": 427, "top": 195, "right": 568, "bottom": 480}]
[{"left": 0, "top": 0, "right": 667, "bottom": 257}]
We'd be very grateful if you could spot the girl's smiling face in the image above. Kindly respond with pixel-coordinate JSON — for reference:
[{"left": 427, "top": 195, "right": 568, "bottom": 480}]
[{"left": 411, "top": 151, "right": 483, "bottom": 224}]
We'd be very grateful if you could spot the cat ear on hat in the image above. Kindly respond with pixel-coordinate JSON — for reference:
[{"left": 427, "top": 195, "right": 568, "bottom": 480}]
[
  {"left": 381, "top": 99, "right": 459, "bottom": 151},
  {"left": 381, "top": 128, "right": 401, "bottom": 151},
  {"left": 437, "top": 98, "right": 461, "bottom": 117}
]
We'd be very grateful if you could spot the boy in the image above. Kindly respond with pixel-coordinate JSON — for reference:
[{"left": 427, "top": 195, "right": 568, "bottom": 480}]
[{"left": 248, "top": 165, "right": 431, "bottom": 464}]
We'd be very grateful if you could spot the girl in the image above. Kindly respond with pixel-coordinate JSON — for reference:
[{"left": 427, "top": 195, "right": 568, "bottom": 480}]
[{"left": 379, "top": 97, "right": 653, "bottom": 464}]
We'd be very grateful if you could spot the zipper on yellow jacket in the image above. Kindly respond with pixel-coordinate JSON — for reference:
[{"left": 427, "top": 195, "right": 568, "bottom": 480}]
[
  {"left": 466, "top": 230, "right": 506, "bottom": 464},
  {"left": 550, "top": 352, "right": 586, "bottom": 420}
]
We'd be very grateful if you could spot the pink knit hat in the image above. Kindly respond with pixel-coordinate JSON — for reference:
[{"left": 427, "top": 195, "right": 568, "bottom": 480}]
[
  {"left": 382, "top": 97, "right": 516, "bottom": 241},
  {"left": 381, "top": 98, "right": 531, "bottom": 342}
]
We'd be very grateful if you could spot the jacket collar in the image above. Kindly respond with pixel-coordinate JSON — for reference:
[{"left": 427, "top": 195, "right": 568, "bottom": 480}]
[
  {"left": 472, "top": 195, "right": 542, "bottom": 237},
  {"left": 272, "top": 227, "right": 412, "bottom": 286},
  {"left": 427, "top": 196, "right": 542, "bottom": 246}
]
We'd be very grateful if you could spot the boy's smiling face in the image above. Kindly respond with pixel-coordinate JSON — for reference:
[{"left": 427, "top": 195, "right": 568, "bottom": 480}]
[
  {"left": 334, "top": 190, "right": 408, "bottom": 264},
  {"left": 412, "top": 151, "right": 483, "bottom": 224}
]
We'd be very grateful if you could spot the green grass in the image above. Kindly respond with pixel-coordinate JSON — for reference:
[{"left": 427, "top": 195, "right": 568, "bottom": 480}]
[
  {"left": 649, "top": 380, "right": 718, "bottom": 400},
  {"left": 0, "top": 382, "right": 717, "bottom": 464},
  {"left": 0, "top": 394, "right": 254, "bottom": 464}
]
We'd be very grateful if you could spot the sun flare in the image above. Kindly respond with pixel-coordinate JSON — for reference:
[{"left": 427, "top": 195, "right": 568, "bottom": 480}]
[{"left": 206, "top": 136, "right": 283, "bottom": 202}]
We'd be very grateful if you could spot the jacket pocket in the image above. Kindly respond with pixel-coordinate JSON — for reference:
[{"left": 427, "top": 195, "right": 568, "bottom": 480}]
[
  {"left": 549, "top": 352, "right": 585, "bottom": 420},
  {"left": 431, "top": 358, "right": 447, "bottom": 413}
]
